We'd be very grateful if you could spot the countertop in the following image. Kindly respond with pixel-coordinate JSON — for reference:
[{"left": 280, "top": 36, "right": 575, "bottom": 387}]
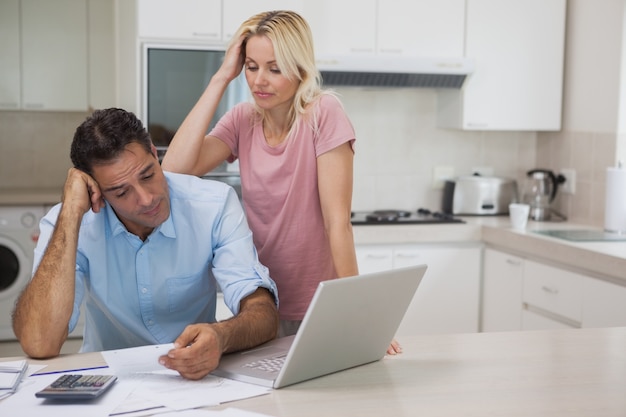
[
  {"left": 353, "top": 216, "right": 626, "bottom": 283},
  {"left": 2, "top": 186, "right": 624, "bottom": 283},
  {"left": 3, "top": 327, "right": 626, "bottom": 416},
  {"left": 0, "top": 188, "right": 62, "bottom": 206}
]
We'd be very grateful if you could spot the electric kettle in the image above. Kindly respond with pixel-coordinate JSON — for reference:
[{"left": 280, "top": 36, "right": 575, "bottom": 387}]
[{"left": 522, "top": 169, "right": 566, "bottom": 221}]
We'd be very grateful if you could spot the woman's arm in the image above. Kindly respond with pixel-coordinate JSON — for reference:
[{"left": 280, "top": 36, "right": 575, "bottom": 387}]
[
  {"left": 161, "top": 37, "right": 245, "bottom": 175},
  {"left": 317, "top": 142, "right": 359, "bottom": 278}
]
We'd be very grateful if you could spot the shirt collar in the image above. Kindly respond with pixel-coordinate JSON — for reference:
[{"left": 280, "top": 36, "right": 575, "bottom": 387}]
[{"left": 104, "top": 202, "right": 176, "bottom": 239}]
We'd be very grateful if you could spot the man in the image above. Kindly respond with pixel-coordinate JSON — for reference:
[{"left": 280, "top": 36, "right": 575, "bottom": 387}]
[{"left": 12, "top": 108, "right": 279, "bottom": 380}]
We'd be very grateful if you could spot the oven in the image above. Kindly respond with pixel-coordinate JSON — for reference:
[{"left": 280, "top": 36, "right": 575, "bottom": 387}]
[{"left": 0, "top": 205, "right": 44, "bottom": 341}]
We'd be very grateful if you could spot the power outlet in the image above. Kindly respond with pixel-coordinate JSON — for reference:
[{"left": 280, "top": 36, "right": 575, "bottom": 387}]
[
  {"left": 432, "top": 166, "right": 455, "bottom": 189},
  {"left": 560, "top": 168, "right": 576, "bottom": 194}
]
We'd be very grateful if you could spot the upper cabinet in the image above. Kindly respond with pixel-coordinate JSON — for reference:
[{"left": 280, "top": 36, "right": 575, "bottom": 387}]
[
  {"left": 0, "top": 0, "right": 88, "bottom": 111},
  {"left": 303, "top": 0, "right": 464, "bottom": 58},
  {"left": 137, "top": 0, "right": 222, "bottom": 42},
  {"left": 222, "top": 0, "right": 303, "bottom": 41},
  {"left": 0, "top": 0, "right": 20, "bottom": 110},
  {"left": 136, "top": 0, "right": 303, "bottom": 43},
  {"left": 437, "top": 0, "right": 567, "bottom": 131},
  {"left": 0, "top": 0, "right": 114, "bottom": 112}
]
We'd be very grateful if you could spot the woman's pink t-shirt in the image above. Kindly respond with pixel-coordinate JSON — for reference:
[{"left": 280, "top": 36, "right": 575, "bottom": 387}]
[{"left": 209, "top": 94, "right": 356, "bottom": 320}]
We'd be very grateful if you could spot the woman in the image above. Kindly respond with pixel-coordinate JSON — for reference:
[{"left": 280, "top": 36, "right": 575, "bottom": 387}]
[{"left": 162, "top": 10, "right": 400, "bottom": 353}]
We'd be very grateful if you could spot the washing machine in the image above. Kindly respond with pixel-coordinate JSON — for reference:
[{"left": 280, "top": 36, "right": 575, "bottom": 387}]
[{"left": 0, "top": 205, "right": 45, "bottom": 341}]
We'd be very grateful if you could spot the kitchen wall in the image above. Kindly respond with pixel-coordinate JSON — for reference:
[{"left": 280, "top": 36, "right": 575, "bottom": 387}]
[
  {"left": 0, "top": 89, "right": 536, "bottom": 212},
  {"left": 0, "top": 111, "right": 89, "bottom": 190},
  {"left": 537, "top": 0, "right": 626, "bottom": 228}
]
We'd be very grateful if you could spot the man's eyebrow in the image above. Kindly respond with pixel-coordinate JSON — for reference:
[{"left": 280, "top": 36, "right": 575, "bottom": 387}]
[{"left": 101, "top": 162, "right": 155, "bottom": 193}]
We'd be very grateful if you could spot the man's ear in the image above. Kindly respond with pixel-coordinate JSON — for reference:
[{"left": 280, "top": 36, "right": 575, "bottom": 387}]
[{"left": 151, "top": 144, "right": 158, "bottom": 160}]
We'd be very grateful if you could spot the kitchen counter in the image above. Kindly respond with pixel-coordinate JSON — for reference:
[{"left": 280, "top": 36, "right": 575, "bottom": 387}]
[
  {"left": 353, "top": 216, "right": 626, "bottom": 283},
  {"left": 0, "top": 188, "right": 62, "bottom": 205}
]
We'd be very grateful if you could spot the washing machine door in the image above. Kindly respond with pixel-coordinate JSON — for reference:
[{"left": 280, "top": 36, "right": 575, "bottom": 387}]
[{"left": 0, "top": 235, "right": 32, "bottom": 340}]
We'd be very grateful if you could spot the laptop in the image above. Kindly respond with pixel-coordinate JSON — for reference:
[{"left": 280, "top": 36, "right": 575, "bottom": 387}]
[{"left": 211, "top": 264, "right": 427, "bottom": 389}]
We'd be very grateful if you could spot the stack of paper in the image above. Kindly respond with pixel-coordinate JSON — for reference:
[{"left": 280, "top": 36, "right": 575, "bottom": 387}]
[{"left": 0, "top": 360, "right": 28, "bottom": 400}]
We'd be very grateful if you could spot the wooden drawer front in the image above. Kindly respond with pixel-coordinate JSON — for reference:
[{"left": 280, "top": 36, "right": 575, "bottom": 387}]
[{"left": 523, "top": 261, "right": 583, "bottom": 323}]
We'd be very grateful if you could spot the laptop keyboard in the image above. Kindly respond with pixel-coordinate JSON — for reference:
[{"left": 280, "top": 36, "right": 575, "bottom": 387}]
[{"left": 243, "top": 355, "right": 287, "bottom": 373}]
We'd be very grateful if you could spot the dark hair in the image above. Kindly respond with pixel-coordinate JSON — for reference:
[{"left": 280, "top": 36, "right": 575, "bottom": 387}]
[{"left": 70, "top": 108, "right": 153, "bottom": 174}]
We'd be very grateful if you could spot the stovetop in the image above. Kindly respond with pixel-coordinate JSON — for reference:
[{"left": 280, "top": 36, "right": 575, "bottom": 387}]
[{"left": 351, "top": 209, "right": 465, "bottom": 225}]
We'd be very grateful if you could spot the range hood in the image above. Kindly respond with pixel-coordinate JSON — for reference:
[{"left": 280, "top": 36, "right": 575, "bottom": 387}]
[{"left": 316, "top": 55, "right": 474, "bottom": 89}]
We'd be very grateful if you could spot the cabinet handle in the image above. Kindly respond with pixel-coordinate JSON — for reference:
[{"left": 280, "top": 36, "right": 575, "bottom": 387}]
[
  {"left": 395, "top": 253, "right": 419, "bottom": 259},
  {"left": 505, "top": 258, "right": 522, "bottom": 266},
  {"left": 365, "top": 254, "right": 390, "bottom": 259},
  {"left": 541, "top": 285, "right": 559, "bottom": 294},
  {"left": 192, "top": 32, "right": 219, "bottom": 38}
]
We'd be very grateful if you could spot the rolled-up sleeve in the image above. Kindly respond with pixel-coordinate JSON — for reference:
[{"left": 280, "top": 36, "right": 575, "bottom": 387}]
[{"left": 211, "top": 188, "right": 278, "bottom": 315}]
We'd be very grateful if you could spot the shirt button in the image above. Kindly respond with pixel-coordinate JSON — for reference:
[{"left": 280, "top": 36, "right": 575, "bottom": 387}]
[{"left": 141, "top": 287, "right": 148, "bottom": 294}]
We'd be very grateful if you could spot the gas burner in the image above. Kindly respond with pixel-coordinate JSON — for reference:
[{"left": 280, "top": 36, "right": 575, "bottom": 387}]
[
  {"left": 352, "top": 208, "right": 465, "bottom": 225},
  {"left": 365, "top": 210, "right": 412, "bottom": 222}
]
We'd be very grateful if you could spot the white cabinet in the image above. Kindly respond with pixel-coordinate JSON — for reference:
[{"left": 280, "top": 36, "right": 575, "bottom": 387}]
[
  {"left": 137, "top": 0, "right": 222, "bottom": 42},
  {"left": 437, "top": 0, "right": 566, "bottom": 131},
  {"left": 222, "top": 1, "right": 304, "bottom": 40},
  {"left": 0, "top": 0, "right": 90, "bottom": 111},
  {"left": 481, "top": 248, "right": 523, "bottom": 332},
  {"left": 377, "top": 0, "right": 465, "bottom": 58},
  {"left": 483, "top": 247, "right": 626, "bottom": 332},
  {"left": 216, "top": 292, "right": 233, "bottom": 321},
  {"left": 303, "top": 0, "right": 464, "bottom": 58},
  {"left": 582, "top": 277, "right": 626, "bottom": 328},
  {"left": 137, "top": 0, "right": 304, "bottom": 43},
  {"left": 356, "top": 243, "right": 481, "bottom": 336},
  {"left": 0, "top": 0, "right": 20, "bottom": 110},
  {"left": 523, "top": 260, "right": 583, "bottom": 326}
]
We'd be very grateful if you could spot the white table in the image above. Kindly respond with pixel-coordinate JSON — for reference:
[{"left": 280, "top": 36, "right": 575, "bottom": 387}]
[{"left": 3, "top": 327, "right": 626, "bottom": 416}]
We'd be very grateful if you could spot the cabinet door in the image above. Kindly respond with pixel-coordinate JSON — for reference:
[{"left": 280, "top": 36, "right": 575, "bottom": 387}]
[
  {"left": 393, "top": 244, "right": 481, "bottom": 336},
  {"left": 303, "top": 0, "right": 377, "bottom": 56},
  {"left": 138, "top": 0, "right": 221, "bottom": 41},
  {"left": 437, "top": 0, "right": 566, "bottom": 130},
  {"left": 222, "top": 0, "right": 304, "bottom": 41},
  {"left": 582, "top": 277, "right": 626, "bottom": 328},
  {"left": 355, "top": 245, "right": 393, "bottom": 274},
  {"left": 481, "top": 248, "right": 523, "bottom": 332},
  {"left": 0, "top": 0, "right": 20, "bottom": 109},
  {"left": 377, "top": 0, "right": 464, "bottom": 57},
  {"left": 21, "top": 0, "right": 88, "bottom": 111},
  {"left": 523, "top": 260, "right": 583, "bottom": 324}
]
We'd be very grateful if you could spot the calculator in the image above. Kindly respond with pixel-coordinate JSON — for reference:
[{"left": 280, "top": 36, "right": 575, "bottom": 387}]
[{"left": 35, "top": 374, "right": 118, "bottom": 400}]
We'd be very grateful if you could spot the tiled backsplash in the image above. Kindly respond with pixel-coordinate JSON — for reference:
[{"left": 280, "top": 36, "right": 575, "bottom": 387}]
[
  {"left": 0, "top": 89, "right": 538, "bottom": 215},
  {"left": 0, "top": 111, "right": 89, "bottom": 189},
  {"left": 537, "top": 130, "right": 616, "bottom": 227}
]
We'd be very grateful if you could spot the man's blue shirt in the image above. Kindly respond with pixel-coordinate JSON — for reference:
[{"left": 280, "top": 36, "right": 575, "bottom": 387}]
[{"left": 34, "top": 172, "right": 277, "bottom": 352}]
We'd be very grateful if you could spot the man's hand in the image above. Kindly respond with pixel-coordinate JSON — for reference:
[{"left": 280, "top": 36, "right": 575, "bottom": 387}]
[
  {"left": 63, "top": 168, "right": 105, "bottom": 214},
  {"left": 158, "top": 323, "right": 223, "bottom": 380}
]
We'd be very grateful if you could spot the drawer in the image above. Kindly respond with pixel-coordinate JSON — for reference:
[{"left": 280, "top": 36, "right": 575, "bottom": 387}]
[
  {"left": 523, "top": 260, "right": 583, "bottom": 323},
  {"left": 521, "top": 309, "right": 576, "bottom": 330}
]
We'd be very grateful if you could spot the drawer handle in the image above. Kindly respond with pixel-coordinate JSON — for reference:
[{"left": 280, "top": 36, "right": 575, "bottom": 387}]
[
  {"left": 505, "top": 259, "right": 522, "bottom": 266},
  {"left": 541, "top": 285, "right": 559, "bottom": 294},
  {"left": 365, "top": 254, "right": 390, "bottom": 259}
]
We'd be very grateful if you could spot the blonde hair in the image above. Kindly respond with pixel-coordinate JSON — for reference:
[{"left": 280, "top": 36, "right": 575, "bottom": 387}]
[{"left": 230, "top": 10, "right": 330, "bottom": 133}]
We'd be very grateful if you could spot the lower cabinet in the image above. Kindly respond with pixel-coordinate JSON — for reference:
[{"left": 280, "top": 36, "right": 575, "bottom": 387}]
[
  {"left": 356, "top": 243, "right": 482, "bottom": 336},
  {"left": 482, "top": 247, "right": 626, "bottom": 332}
]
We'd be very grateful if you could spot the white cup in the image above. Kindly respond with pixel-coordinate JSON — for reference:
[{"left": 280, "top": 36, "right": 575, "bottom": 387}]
[{"left": 509, "top": 203, "right": 530, "bottom": 230}]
